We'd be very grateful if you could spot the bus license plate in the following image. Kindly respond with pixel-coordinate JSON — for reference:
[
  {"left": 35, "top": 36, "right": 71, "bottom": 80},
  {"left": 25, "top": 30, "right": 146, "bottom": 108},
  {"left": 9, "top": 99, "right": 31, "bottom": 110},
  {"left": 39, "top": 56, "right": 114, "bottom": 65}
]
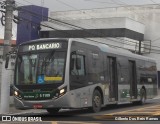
[{"left": 33, "top": 104, "right": 43, "bottom": 109}]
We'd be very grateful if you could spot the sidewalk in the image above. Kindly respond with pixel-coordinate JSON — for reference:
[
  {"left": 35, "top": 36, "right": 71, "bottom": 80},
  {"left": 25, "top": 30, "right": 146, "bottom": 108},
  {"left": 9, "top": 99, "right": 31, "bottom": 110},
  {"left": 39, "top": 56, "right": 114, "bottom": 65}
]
[
  {"left": 8, "top": 105, "right": 47, "bottom": 115},
  {"left": 1, "top": 88, "right": 160, "bottom": 115}
]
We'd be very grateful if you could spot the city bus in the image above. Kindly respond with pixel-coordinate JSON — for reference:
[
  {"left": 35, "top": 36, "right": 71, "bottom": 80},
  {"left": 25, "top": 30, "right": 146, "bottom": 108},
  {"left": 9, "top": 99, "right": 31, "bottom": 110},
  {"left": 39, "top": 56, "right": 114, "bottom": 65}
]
[{"left": 11, "top": 38, "right": 158, "bottom": 113}]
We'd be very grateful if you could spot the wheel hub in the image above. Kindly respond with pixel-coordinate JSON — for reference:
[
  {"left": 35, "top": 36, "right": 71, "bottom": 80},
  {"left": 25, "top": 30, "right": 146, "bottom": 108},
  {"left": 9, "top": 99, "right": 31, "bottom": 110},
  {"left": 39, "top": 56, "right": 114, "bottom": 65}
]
[{"left": 94, "top": 96, "right": 100, "bottom": 107}]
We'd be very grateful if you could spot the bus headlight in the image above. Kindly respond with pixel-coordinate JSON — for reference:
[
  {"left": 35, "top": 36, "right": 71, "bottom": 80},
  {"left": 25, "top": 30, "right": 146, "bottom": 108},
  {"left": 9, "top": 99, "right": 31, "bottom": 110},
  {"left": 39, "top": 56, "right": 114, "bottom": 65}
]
[
  {"left": 14, "top": 90, "right": 22, "bottom": 99},
  {"left": 54, "top": 87, "right": 67, "bottom": 99},
  {"left": 14, "top": 91, "right": 18, "bottom": 96},
  {"left": 60, "top": 88, "right": 65, "bottom": 94}
]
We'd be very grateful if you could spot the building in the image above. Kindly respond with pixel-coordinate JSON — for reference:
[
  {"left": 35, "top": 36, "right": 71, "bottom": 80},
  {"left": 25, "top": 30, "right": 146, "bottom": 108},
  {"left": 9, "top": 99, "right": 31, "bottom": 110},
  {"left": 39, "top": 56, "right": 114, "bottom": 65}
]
[
  {"left": 17, "top": 5, "right": 49, "bottom": 45},
  {"left": 40, "top": 4, "right": 160, "bottom": 87}
]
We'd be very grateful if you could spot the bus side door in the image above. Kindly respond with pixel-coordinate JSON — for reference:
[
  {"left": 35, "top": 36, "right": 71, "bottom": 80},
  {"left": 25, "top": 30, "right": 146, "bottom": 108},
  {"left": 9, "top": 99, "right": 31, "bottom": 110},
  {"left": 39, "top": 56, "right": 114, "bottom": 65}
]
[
  {"left": 107, "top": 56, "right": 118, "bottom": 102},
  {"left": 129, "top": 60, "right": 137, "bottom": 99}
]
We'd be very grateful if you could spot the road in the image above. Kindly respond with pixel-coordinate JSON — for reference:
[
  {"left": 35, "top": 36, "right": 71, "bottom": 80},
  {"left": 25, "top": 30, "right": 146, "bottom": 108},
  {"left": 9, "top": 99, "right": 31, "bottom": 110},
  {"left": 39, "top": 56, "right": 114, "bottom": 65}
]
[{"left": 0, "top": 98, "right": 160, "bottom": 124}]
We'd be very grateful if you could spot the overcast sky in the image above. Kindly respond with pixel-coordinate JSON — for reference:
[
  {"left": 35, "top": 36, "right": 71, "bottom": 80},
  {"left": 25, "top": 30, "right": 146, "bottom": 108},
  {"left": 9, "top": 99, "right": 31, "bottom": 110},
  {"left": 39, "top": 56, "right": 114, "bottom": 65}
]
[
  {"left": 1, "top": 0, "right": 160, "bottom": 39},
  {"left": 15, "top": 0, "right": 160, "bottom": 12}
]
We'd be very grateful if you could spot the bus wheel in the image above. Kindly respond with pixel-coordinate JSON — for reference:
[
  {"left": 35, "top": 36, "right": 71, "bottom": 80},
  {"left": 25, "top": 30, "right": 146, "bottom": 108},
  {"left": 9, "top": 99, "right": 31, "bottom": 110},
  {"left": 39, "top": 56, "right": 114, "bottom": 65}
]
[
  {"left": 91, "top": 90, "right": 102, "bottom": 113},
  {"left": 140, "top": 88, "right": 146, "bottom": 105},
  {"left": 47, "top": 108, "right": 60, "bottom": 114}
]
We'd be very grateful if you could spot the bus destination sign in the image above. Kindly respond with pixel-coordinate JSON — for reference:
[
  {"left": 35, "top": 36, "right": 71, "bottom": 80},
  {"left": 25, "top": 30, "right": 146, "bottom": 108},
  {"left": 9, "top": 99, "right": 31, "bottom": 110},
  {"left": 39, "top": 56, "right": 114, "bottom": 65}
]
[
  {"left": 28, "top": 43, "right": 62, "bottom": 51},
  {"left": 19, "top": 40, "right": 68, "bottom": 52}
]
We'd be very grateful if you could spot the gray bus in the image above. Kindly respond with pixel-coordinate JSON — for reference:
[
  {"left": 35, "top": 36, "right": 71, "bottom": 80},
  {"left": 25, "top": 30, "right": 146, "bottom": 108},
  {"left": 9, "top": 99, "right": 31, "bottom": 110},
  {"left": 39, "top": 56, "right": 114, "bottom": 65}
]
[{"left": 12, "top": 38, "right": 158, "bottom": 113}]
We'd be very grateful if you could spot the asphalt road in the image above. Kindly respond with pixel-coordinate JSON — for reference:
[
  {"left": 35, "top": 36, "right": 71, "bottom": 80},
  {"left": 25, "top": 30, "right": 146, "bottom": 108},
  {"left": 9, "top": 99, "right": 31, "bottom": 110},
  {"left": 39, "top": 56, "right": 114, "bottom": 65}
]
[{"left": 0, "top": 98, "right": 160, "bottom": 124}]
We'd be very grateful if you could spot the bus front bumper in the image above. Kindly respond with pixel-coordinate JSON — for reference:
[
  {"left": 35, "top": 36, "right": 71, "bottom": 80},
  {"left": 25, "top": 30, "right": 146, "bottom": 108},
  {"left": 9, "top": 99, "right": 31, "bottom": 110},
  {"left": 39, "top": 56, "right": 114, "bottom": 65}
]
[{"left": 14, "top": 94, "right": 70, "bottom": 109}]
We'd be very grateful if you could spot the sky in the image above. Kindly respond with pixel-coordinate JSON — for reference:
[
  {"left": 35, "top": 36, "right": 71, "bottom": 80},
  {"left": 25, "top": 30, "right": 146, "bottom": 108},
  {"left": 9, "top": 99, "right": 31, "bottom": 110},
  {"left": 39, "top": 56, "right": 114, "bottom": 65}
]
[
  {"left": 15, "top": 0, "right": 160, "bottom": 12},
  {"left": 1, "top": 0, "right": 160, "bottom": 39}
]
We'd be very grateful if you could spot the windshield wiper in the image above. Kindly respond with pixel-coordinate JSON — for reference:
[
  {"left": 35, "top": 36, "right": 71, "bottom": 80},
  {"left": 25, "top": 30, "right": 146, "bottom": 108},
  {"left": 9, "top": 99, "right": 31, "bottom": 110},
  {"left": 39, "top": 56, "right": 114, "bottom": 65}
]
[{"left": 40, "top": 50, "right": 55, "bottom": 75}]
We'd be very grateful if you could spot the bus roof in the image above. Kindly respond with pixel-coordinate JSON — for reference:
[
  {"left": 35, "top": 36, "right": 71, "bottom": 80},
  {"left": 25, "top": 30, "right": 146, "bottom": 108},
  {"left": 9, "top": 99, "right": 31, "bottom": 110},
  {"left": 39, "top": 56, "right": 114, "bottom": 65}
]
[
  {"left": 69, "top": 38, "right": 156, "bottom": 63},
  {"left": 19, "top": 38, "right": 156, "bottom": 63}
]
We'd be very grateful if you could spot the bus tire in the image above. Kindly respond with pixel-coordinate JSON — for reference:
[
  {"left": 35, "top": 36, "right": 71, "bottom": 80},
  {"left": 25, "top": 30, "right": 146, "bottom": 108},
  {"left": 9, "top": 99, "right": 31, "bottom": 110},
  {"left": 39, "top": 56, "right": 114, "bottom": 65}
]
[
  {"left": 47, "top": 108, "right": 60, "bottom": 114},
  {"left": 91, "top": 89, "right": 102, "bottom": 113},
  {"left": 140, "top": 88, "right": 146, "bottom": 105}
]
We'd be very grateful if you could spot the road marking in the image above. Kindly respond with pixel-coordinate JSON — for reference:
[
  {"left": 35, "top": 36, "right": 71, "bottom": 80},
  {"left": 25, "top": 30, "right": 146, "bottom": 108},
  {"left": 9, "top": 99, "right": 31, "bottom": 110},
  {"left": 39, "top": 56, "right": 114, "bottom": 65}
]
[
  {"left": 53, "top": 122, "right": 100, "bottom": 124},
  {"left": 106, "top": 104, "right": 160, "bottom": 115},
  {"left": 52, "top": 121, "right": 58, "bottom": 124},
  {"left": 93, "top": 104, "right": 160, "bottom": 120},
  {"left": 114, "top": 111, "right": 156, "bottom": 113},
  {"left": 153, "top": 112, "right": 160, "bottom": 115}
]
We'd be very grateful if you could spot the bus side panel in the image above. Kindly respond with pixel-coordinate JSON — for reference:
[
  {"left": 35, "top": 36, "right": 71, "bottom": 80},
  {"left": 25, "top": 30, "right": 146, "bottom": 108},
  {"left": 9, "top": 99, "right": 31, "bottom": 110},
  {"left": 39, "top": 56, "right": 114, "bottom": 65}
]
[
  {"left": 136, "top": 59, "right": 157, "bottom": 100},
  {"left": 69, "top": 41, "right": 107, "bottom": 108}
]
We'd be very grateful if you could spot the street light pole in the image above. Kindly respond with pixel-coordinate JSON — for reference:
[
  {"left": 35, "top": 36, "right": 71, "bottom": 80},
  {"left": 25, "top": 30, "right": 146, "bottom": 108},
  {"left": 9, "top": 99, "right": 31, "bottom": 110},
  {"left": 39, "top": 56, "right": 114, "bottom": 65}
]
[{"left": 0, "top": 0, "right": 14, "bottom": 114}]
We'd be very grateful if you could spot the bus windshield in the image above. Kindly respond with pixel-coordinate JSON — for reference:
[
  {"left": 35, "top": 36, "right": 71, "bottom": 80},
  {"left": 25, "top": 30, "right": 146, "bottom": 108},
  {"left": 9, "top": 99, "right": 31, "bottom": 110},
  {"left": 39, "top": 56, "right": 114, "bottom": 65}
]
[{"left": 16, "top": 51, "right": 66, "bottom": 85}]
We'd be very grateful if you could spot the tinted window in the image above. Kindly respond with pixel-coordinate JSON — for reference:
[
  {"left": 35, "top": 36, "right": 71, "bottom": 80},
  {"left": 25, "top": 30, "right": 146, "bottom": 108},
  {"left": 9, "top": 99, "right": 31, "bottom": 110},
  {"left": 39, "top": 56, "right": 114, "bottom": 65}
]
[{"left": 70, "top": 54, "right": 85, "bottom": 76}]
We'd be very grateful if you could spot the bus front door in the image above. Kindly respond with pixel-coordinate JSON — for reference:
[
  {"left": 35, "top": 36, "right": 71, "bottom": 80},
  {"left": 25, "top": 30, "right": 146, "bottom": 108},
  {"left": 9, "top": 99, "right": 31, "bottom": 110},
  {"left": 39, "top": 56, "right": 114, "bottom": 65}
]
[{"left": 108, "top": 57, "right": 118, "bottom": 102}]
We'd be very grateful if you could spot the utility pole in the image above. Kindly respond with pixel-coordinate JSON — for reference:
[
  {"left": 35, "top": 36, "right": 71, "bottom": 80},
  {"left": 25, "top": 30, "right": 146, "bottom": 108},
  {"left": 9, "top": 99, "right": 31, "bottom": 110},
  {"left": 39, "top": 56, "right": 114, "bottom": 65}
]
[{"left": 0, "top": 0, "right": 14, "bottom": 114}]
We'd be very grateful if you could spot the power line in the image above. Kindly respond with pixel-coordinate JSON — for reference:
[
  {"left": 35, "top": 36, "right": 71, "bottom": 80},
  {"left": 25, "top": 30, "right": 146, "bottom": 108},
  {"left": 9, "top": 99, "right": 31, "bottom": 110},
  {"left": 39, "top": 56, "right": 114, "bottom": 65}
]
[
  {"left": 150, "top": 0, "right": 157, "bottom": 4},
  {"left": 16, "top": 13, "right": 151, "bottom": 53},
  {"left": 0, "top": 0, "right": 129, "bottom": 32},
  {"left": 16, "top": 1, "right": 145, "bottom": 36},
  {"left": 16, "top": 15, "right": 134, "bottom": 51},
  {"left": 84, "top": 0, "right": 124, "bottom": 5},
  {"left": 56, "top": 0, "right": 77, "bottom": 10},
  {"left": 22, "top": 0, "right": 37, "bottom": 5},
  {"left": 15, "top": 1, "right": 160, "bottom": 54},
  {"left": 17, "top": 6, "right": 89, "bottom": 30},
  {"left": 17, "top": 13, "right": 160, "bottom": 55},
  {"left": 114, "top": 0, "right": 146, "bottom": 20},
  {"left": 148, "top": 0, "right": 160, "bottom": 43},
  {"left": 17, "top": 3, "right": 160, "bottom": 52},
  {"left": 117, "top": 0, "right": 160, "bottom": 45}
]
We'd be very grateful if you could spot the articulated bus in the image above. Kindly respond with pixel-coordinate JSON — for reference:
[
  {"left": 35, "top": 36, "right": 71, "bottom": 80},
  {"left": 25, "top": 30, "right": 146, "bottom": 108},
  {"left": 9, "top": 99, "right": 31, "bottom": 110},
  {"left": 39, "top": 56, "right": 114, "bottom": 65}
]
[{"left": 12, "top": 38, "right": 158, "bottom": 113}]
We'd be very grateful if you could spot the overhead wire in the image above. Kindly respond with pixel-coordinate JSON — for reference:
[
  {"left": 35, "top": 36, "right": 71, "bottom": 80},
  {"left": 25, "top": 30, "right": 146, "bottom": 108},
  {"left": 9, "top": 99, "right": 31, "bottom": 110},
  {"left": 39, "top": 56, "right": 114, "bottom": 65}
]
[
  {"left": 15, "top": 15, "right": 135, "bottom": 51},
  {"left": 17, "top": 15, "right": 160, "bottom": 54},
  {"left": 51, "top": 0, "right": 155, "bottom": 50},
  {"left": 16, "top": 6, "right": 145, "bottom": 49},
  {"left": 150, "top": 0, "right": 157, "bottom": 4},
  {"left": 17, "top": 15, "right": 147, "bottom": 53},
  {"left": 85, "top": 0, "right": 124, "bottom": 5},
  {"left": 0, "top": 0, "right": 136, "bottom": 47},
  {"left": 17, "top": 12, "right": 160, "bottom": 54},
  {"left": 17, "top": 8, "right": 160, "bottom": 54},
  {"left": 53, "top": 0, "right": 160, "bottom": 51},
  {"left": 55, "top": 0, "right": 77, "bottom": 10},
  {"left": 22, "top": 0, "right": 38, "bottom": 6},
  {"left": 149, "top": 0, "right": 160, "bottom": 43},
  {"left": 117, "top": 0, "right": 160, "bottom": 44},
  {"left": 15, "top": 0, "right": 144, "bottom": 31},
  {"left": 15, "top": 0, "right": 160, "bottom": 54},
  {"left": 110, "top": 0, "right": 160, "bottom": 50}
]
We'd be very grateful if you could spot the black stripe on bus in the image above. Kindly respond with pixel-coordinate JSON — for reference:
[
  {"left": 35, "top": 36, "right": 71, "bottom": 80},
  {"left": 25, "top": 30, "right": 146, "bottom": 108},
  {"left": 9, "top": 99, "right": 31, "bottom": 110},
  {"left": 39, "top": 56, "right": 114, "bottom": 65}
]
[{"left": 40, "top": 28, "right": 144, "bottom": 41}]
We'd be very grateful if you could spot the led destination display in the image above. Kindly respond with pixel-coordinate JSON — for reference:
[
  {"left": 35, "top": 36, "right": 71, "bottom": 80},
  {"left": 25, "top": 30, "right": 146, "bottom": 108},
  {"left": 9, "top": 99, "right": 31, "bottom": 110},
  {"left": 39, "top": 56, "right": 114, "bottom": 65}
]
[
  {"left": 19, "top": 40, "right": 68, "bottom": 52},
  {"left": 28, "top": 43, "right": 61, "bottom": 51}
]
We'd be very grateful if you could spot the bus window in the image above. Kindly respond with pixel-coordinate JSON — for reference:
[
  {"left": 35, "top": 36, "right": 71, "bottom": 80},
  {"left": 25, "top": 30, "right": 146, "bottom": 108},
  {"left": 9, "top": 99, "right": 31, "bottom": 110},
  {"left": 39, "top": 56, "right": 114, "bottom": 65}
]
[
  {"left": 17, "top": 55, "right": 37, "bottom": 84},
  {"left": 70, "top": 54, "right": 85, "bottom": 76},
  {"left": 16, "top": 52, "right": 66, "bottom": 85}
]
